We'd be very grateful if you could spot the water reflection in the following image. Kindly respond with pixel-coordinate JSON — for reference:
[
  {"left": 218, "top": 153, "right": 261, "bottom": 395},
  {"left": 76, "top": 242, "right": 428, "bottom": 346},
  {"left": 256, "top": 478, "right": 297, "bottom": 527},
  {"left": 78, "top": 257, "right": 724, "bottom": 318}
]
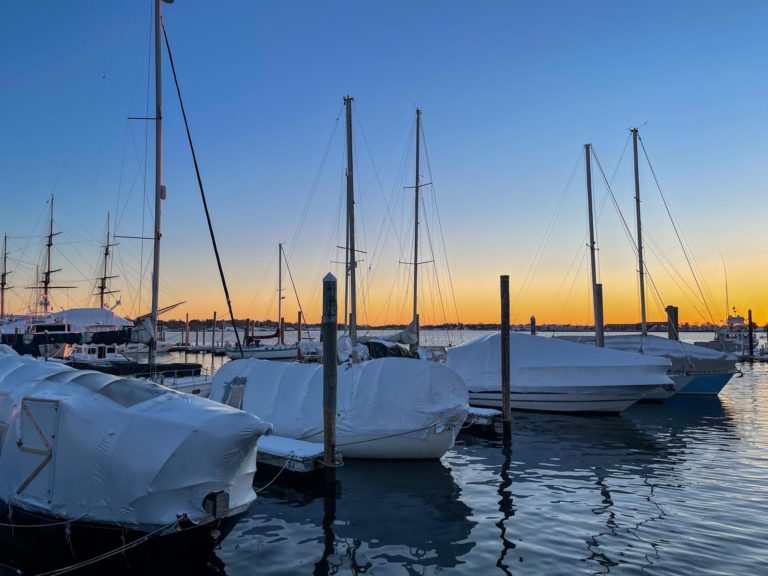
[
  {"left": 219, "top": 460, "right": 476, "bottom": 575},
  {"left": 454, "top": 401, "right": 738, "bottom": 575}
]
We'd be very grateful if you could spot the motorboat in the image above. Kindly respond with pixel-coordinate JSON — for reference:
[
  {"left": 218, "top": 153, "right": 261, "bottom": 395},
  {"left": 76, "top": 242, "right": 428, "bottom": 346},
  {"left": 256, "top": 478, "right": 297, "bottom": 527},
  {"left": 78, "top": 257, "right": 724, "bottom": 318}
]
[
  {"left": 0, "top": 344, "right": 272, "bottom": 565},
  {"left": 445, "top": 332, "right": 673, "bottom": 413},
  {"left": 561, "top": 334, "right": 738, "bottom": 396},
  {"left": 210, "top": 356, "right": 469, "bottom": 460}
]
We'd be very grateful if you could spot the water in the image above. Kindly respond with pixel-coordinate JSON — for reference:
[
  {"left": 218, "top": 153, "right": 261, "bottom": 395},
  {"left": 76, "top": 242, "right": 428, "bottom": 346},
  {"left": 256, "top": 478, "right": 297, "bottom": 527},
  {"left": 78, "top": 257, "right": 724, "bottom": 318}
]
[
  {"left": 5, "top": 331, "right": 768, "bottom": 574},
  {"left": 214, "top": 363, "right": 768, "bottom": 575}
]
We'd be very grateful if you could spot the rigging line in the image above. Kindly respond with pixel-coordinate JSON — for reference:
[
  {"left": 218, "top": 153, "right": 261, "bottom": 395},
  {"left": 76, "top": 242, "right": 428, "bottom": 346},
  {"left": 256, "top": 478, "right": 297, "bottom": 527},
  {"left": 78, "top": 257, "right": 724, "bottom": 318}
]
[
  {"left": 286, "top": 105, "right": 343, "bottom": 264},
  {"left": 638, "top": 136, "right": 716, "bottom": 324},
  {"left": 162, "top": 22, "right": 243, "bottom": 357},
  {"left": 421, "top": 188, "right": 451, "bottom": 330},
  {"left": 643, "top": 234, "right": 709, "bottom": 321},
  {"left": 592, "top": 150, "right": 639, "bottom": 254},
  {"left": 357, "top": 108, "right": 411, "bottom": 264},
  {"left": 513, "top": 149, "right": 582, "bottom": 318},
  {"left": 281, "top": 247, "right": 307, "bottom": 327},
  {"left": 420, "top": 124, "right": 463, "bottom": 334}
]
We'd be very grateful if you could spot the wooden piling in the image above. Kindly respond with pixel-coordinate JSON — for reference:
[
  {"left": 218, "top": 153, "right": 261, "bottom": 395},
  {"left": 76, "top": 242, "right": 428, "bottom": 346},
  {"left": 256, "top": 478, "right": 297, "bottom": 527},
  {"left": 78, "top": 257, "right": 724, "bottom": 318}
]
[
  {"left": 322, "top": 273, "right": 338, "bottom": 474},
  {"left": 594, "top": 283, "right": 605, "bottom": 347},
  {"left": 297, "top": 311, "right": 303, "bottom": 343},
  {"left": 530, "top": 315, "right": 536, "bottom": 336},
  {"left": 211, "top": 311, "right": 217, "bottom": 354},
  {"left": 666, "top": 305, "right": 679, "bottom": 340},
  {"left": 500, "top": 275, "right": 511, "bottom": 427},
  {"left": 184, "top": 312, "right": 189, "bottom": 346},
  {"left": 748, "top": 309, "right": 754, "bottom": 358}
]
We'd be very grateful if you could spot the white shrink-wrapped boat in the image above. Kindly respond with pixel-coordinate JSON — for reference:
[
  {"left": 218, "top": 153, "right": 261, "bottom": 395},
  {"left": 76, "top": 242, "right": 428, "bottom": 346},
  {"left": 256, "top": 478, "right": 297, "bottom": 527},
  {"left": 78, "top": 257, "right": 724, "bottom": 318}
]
[
  {"left": 596, "top": 334, "right": 738, "bottom": 396},
  {"left": 446, "top": 332, "right": 673, "bottom": 413},
  {"left": 210, "top": 357, "right": 469, "bottom": 460},
  {"left": 0, "top": 345, "right": 272, "bottom": 566}
]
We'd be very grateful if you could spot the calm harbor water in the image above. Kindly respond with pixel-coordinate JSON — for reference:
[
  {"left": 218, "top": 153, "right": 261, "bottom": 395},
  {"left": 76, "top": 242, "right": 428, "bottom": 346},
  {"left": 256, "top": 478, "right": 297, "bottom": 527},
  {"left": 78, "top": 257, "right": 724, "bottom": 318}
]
[
  {"left": 207, "top": 331, "right": 768, "bottom": 575},
  {"left": 3, "top": 331, "right": 767, "bottom": 574}
]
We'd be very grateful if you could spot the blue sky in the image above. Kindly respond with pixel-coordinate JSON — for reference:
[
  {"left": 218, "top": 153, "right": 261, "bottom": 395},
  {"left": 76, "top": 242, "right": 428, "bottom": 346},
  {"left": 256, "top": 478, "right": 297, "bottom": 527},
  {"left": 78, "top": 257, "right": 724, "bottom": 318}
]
[{"left": 1, "top": 1, "right": 766, "bottom": 323}]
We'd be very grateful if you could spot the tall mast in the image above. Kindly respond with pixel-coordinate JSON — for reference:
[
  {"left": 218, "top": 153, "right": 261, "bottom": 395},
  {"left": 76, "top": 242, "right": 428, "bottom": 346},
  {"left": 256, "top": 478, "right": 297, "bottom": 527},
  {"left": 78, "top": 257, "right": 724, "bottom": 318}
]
[
  {"left": 149, "top": 0, "right": 169, "bottom": 367},
  {"left": 411, "top": 108, "right": 421, "bottom": 345},
  {"left": 0, "top": 235, "right": 11, "bottom": 319},
  {"left": 344, "top": 95, "right": 358, "bottom": 362},
  {"left": 96, "top": 213, "right": 118, "bottom": 309},
  {"left": 585, "top": 144, "right": 604, "bottom": 346},
  {"left": 631, "top": 128, "right": 647, "bottom": 336},
  {"left": 278, "top": 243, "right": 283, "bottom": 344},
  {"left": 42, "top": 195, "right": 61, "bottom": 316}
]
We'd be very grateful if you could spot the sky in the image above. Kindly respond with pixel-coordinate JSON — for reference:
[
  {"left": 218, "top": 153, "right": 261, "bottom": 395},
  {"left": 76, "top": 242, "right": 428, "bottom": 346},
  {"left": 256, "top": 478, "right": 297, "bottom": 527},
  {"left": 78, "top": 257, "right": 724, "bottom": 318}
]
[{"left": 0, "top": 0, "right": 766, "bottom": 326}]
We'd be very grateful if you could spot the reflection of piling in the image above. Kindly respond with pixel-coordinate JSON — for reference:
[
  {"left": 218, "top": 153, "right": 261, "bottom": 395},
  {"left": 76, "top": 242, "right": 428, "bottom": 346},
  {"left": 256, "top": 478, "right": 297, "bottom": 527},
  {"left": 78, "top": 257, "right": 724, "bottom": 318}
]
[
  {"left": 500, "top": 275, "right": 511, "bottom": 430},
  {"left": 322, "top": 273, "right": 338, "bottom": 481}
]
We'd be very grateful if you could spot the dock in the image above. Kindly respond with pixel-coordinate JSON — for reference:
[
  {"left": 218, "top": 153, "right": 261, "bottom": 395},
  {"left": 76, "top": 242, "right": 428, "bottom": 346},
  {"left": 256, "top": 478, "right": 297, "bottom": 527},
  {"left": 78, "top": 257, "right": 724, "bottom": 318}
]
[
  {"left": 257, "top": 435, "right": 341, "bottom": 473},
  {"left": 465, "top": 407, "right": 501, "bottom": 426}
]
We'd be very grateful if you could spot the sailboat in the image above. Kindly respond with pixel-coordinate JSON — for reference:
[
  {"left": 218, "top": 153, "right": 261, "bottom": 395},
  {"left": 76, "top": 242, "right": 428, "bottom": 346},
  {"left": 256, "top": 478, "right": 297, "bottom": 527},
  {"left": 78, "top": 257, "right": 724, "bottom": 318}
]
[
  {"left": 210, "top": 97, "right": 469, "bottom": 459},
  {"left": 0, "top": 0, "right": 274, "bottom": 564},
  {"left": 225, "top": 244, "right": 298, "bottom": 360},
  {"left": 447, "top": 142, "right": 675, "bottom": 413},
  {"left": 561, "top": 130, "right": 737, "bottom": 397}
]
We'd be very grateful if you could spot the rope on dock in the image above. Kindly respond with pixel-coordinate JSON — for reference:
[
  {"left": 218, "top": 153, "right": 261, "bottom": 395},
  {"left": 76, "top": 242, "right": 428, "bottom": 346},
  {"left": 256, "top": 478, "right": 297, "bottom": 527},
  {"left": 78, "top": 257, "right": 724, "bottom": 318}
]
[{"left": 254, "top": 455, "right": 294, "bottom": 493}]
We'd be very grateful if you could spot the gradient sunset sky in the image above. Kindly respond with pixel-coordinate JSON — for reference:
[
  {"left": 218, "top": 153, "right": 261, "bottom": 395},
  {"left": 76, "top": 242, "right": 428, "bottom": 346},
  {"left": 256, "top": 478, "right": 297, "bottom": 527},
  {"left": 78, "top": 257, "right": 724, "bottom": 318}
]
[{"left": 1, "top": 1, "right": 766, "bottom": 326}]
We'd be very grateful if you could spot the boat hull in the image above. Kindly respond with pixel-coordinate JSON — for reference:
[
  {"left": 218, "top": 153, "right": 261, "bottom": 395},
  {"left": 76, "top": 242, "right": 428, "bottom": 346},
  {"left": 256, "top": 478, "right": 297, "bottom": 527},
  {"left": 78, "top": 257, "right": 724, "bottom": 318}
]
[
  {"left": 0, "top": 501, "right": 247, "bottom": 573},
  {"left": 469, "top": 384, "right": 661, "bottom": 413},
  {"left": 641, "top": 373, "right": 693, "bottom": 401},
  {"left": 678, "top": 372, "right": 735, "bottom": 396}
]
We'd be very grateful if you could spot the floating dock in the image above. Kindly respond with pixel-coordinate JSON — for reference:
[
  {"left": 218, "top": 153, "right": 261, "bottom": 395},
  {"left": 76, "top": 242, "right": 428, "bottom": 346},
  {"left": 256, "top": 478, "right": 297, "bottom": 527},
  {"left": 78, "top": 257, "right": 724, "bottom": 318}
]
[{"left": 257, "top": 435, "right": 341, "bottom": 473}]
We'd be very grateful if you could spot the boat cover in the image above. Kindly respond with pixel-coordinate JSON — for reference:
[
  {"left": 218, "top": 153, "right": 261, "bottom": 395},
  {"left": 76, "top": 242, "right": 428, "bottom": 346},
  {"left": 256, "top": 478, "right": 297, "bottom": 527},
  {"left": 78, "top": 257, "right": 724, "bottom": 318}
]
[
  {"left": 0, "top": 345, "right": 272, "bottom": 529},
  {"left": 446, "top": 332, "right": 673, "bottom": 392},
  {"left": 561, "top": 334, "right": 738, "bottom": 373},
  {"left": 210, "top": 357, "right": 469, "bottom": 448}
]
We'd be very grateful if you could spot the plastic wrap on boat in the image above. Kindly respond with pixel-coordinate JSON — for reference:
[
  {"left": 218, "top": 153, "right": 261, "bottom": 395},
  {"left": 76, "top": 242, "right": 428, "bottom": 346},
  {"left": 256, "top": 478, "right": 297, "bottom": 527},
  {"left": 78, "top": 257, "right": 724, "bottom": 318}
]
[
  {"left": 446, "top": 332, "right": 673, "bottom": 392},
  {"left": 562, "top": 334, "right": 738, "bottom": 374},
  {"left": 0, "top": 346, "right": 272, "bottom": 529},
  {"left": 210, "top": 357, "right": 469, "bottom": 458}
]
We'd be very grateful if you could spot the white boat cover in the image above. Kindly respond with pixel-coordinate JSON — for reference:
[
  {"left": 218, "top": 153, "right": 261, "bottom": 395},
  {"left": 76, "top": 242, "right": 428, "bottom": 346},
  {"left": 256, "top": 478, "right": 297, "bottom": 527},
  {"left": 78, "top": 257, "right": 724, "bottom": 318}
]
[
  {"left": 0, "top": 345, "right": 272, "bottom": 529},
  {"left": 561, "top": 334, "right": 738, "bottom": 373},
  {"left": 209, "top": 357, "right": 469, "bottom": 458},
  {"left": 446, "top": 332, "right": 673, "bottom": 392}
]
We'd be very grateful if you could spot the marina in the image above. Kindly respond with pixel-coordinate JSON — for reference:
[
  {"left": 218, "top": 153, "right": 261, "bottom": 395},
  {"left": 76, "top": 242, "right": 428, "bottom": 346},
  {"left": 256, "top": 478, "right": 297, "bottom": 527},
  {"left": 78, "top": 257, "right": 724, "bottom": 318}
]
[{"left": 1, "top": 0, "right": 767, "bottom": 573}]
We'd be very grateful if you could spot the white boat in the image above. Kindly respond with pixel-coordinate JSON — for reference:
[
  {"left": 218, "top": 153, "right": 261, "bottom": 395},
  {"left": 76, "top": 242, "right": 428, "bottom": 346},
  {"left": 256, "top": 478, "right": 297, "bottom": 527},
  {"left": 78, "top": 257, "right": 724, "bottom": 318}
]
[
  {"left": 445, "top": 332, "right": 673, "bottom": 413},
  {"left": 0, "top": 344, "right": 271, "bottom": 562},
  {"left": 225, "top": 343, "right": 298, "bottom": 360},
  {"left": 561, "top": 334, "right": 738, "bottom": 397},
  {"left": 210, "top": 357, "right": 469, "bottom": 460},
  {"left": 695, "top": 314, "right": 755, "bottom": 357},
  {"left": 66, "top": 342, "right": 131, "bottom": 363}
]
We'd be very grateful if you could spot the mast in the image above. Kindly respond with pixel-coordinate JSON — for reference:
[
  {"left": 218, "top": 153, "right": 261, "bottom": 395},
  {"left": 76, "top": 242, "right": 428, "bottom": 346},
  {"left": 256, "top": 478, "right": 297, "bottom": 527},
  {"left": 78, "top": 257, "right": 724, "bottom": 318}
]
[
  {"left": 585, "top": 144, "right": 604, "bottom": 346},
  {"left": 0, "top": 235, "right": 11, "bottom": 319},
  {"left": 278, "top": 243, "right": 283, "bottom": 344},
  {"left": 411, "top": 108, "right": 421, "bottom": 346},
  {"left": 96, "top": 213, "right": 118, "bottom": 309},
  {"left": 344, "top": 95, "right": 358, "bottom": 362},
  {"left": 632, "top": 128, "right": 647, "bottom": 336},
  {"left": 41, "top": 195, "right": 62, "bottom": 316},
  {"left": 149, "top": 0, "right": 169, "bottom": 367}
]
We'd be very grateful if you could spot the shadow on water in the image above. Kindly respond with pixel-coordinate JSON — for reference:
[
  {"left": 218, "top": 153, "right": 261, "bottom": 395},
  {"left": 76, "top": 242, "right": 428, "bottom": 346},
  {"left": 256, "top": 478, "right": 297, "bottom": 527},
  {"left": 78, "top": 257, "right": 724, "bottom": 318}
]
[{"left": 218, "top": 460, "right": 476, "bottom": 575}]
